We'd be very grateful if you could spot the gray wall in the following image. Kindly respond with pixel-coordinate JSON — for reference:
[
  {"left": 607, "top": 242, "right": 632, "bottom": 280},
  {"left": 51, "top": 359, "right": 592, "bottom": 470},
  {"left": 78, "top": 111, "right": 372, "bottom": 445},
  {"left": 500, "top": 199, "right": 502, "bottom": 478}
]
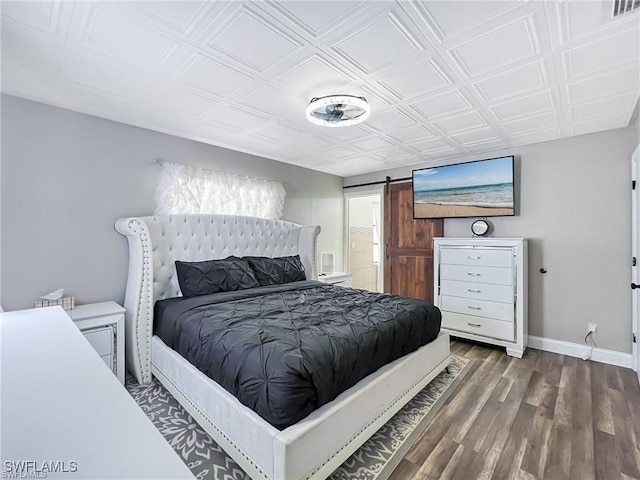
[
  {"left": 0, "top": 95, "right": 343, "bottom": 311},
  {"left": 633, "top": 107, "right": 640, "bottom": 146},
  {"left": 345, "top": 125, "right": 638, "bottom": 353}
]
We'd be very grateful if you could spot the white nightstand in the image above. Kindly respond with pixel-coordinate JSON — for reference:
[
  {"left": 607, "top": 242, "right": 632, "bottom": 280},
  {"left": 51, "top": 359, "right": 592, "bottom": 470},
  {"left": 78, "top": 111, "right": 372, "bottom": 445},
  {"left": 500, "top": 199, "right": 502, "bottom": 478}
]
[
  {"left": 317, "top": 272, "right": 352, "bottom": 287},
  {"left": 67, "top": 301, "right": 125, "bottom": 384}
]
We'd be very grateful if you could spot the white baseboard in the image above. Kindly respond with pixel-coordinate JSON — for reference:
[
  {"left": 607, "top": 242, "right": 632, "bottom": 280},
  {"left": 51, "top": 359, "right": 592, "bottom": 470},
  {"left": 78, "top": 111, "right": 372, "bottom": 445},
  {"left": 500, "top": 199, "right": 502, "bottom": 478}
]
[{"left": 528, "top": 335, "right": 633, "bottom": 369}]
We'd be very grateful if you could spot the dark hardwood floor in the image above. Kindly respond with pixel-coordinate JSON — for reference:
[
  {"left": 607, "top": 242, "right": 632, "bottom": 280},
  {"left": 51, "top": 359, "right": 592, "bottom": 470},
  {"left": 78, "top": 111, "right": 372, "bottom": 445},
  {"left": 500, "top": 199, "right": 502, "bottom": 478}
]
[{"left": 390, "top": 339, "right": 640, "bottom": 480}]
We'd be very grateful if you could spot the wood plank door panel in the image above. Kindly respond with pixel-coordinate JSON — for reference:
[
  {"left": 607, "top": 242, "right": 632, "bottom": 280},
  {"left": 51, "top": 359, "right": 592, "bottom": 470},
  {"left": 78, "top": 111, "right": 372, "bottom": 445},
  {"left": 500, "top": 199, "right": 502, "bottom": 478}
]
[{"left": 384, "top": 182, "right": 442, "bottom": 301}]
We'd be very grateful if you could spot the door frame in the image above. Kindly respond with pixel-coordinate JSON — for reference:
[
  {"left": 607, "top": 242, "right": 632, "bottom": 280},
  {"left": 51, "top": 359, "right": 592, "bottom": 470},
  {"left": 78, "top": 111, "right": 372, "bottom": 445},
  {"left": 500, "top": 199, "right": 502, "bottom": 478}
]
[
  {"left": 632, "top": 143, "right": 640, "bottom": 379},
  {"left": 343, "top": 186, "right": 385, "bottom": 291}
]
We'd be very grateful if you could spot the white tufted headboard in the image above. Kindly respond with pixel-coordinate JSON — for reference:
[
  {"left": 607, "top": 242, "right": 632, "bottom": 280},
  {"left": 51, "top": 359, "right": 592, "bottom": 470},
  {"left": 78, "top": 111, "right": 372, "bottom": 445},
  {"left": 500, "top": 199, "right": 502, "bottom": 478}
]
[{"left": 115, "top": 214, "right": 321, "bottom": 384}]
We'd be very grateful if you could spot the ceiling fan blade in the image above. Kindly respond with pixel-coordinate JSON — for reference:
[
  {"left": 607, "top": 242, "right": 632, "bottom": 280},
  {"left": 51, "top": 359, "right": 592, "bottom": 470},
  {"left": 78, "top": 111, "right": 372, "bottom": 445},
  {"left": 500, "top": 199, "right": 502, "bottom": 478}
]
[
  {"left": 314, "top": 112, "right": 340, "bottom": 120},
  {"left": 325, "top": 104, "right": 345, "bottom": 115},
  {"left": 339, "top": 104, "right": 362, "bottom": 112}
]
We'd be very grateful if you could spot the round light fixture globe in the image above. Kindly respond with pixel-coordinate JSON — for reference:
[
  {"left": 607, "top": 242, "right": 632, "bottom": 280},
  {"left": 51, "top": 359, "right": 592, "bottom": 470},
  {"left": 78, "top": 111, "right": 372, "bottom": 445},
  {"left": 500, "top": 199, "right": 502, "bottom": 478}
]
[{"left": 305, "top": 95, "right": 370, "bottom": 127}]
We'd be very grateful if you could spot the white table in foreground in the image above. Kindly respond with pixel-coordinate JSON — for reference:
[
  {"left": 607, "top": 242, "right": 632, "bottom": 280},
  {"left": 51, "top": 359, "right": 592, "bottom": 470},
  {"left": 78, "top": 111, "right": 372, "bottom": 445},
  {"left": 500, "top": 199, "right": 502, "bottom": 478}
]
[{"left": 0, "top": 306, "right": 193, "bottom": 479}]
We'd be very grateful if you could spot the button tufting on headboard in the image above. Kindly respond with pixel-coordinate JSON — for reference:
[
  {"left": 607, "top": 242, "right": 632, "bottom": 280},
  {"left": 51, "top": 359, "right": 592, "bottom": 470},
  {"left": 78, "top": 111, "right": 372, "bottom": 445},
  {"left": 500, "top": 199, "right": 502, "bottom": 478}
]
[{"left": 151, "top": 215, "right": 312, "bottom": 300}]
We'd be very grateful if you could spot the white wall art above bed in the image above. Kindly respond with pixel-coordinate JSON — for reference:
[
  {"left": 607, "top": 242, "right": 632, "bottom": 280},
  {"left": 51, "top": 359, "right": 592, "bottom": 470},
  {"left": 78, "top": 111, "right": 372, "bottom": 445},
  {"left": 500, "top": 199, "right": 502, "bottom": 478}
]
[{"left": 155, "top": 161, "right": 286, "bottom": 219}]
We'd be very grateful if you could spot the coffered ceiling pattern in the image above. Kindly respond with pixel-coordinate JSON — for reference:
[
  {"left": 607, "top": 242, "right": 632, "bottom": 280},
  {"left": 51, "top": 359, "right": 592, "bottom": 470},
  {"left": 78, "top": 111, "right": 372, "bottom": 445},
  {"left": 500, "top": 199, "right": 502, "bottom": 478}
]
[{"left": 2, "top": 1, "right": 639, "bottom": 177}]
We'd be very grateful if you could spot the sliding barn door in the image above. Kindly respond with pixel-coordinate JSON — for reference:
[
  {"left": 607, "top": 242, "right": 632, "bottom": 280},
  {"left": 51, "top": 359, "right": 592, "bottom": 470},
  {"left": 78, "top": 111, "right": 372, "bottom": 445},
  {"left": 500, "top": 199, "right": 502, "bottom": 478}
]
[{"left": 384, "top": 182, "right": 443, "bottom": 302}]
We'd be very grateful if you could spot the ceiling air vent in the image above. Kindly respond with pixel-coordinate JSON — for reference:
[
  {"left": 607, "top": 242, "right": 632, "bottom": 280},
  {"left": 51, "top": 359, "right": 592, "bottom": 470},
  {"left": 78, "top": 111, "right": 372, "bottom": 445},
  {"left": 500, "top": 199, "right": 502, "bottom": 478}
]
[{"left": 612, "top": 0, "right": 639, "bottom": 17}]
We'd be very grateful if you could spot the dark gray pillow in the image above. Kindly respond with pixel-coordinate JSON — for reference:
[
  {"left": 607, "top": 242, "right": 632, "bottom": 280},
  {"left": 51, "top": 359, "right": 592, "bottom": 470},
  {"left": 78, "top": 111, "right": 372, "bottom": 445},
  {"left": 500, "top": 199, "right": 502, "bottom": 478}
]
[
  {"left": 245, "top": 255, "right": 306, "bottom": 286},
  {"left": 175, "top": 257, "right": 259, "bottom": 297}
]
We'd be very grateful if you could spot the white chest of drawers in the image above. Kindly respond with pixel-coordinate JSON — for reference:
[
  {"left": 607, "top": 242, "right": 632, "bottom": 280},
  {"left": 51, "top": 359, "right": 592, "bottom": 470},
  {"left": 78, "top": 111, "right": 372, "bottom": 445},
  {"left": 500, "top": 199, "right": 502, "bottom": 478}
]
[{"left": 434, "top": 237, "right": 528, "bottom": 358}]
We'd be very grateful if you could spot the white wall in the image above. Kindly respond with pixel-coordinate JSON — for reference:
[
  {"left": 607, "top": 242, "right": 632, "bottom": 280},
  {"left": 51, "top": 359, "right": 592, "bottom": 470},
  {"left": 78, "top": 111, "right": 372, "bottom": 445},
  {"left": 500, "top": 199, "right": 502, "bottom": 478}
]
[
  {"left": 345, "top": 126, "right": 638, "bottom": 353},
  {"left": 633, "top": 101, "right": 640, "bottom": 146},
  {"left": 0, "top": 94, "right": 3, "bottom": 309},
  {"left": 0, "top": 95, "right": 343, "bottom": 311}
]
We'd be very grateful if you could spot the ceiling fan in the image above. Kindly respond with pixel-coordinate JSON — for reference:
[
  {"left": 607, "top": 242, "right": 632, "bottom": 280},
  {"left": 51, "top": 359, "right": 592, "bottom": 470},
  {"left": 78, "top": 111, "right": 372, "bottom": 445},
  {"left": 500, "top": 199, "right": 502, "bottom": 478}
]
[{"left": 305, "top": 95, "right": 370, "bottom": 127}]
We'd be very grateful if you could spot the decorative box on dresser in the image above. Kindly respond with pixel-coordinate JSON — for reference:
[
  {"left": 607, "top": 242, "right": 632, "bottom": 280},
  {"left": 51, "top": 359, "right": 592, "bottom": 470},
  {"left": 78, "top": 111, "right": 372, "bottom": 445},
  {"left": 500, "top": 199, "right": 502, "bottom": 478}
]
[
  {"left": 433, "top": 237, "right": 528, "bottom": 358},
  {"left": 68, "top": 301, "right": 125, "bottom": 384}
]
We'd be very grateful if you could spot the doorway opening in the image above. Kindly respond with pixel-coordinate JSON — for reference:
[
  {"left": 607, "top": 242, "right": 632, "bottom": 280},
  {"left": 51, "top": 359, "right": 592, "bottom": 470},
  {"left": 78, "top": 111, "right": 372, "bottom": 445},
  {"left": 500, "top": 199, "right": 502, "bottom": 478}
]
[{"left": 345, "top": 191, "right": 383, "bottom": 292}]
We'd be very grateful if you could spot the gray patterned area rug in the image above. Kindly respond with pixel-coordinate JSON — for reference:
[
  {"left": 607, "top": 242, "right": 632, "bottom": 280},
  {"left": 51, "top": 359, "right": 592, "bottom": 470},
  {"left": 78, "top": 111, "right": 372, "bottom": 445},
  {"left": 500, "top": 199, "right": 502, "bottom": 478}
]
[{"left": 125, "top": 355, "right": 469, "bottom": 480}]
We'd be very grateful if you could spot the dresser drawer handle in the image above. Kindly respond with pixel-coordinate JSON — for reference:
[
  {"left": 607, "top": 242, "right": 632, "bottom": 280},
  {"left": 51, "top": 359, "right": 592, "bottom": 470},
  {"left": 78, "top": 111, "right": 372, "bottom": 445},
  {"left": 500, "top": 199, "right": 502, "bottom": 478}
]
[
  {"left": 468, "top": 256, "right": 481, "bottom": 260},
  {"left": 467, "top": 306, "right": 482, "bottom": 310},
  {"left": 467, "top": 272, "right": 481, "bottom": 277},
  {"left": 467, "top": 288, "right": 482, "bottom": 293},
  {"left": 467, "top": 322, "right": 482, "bottom": 327}
]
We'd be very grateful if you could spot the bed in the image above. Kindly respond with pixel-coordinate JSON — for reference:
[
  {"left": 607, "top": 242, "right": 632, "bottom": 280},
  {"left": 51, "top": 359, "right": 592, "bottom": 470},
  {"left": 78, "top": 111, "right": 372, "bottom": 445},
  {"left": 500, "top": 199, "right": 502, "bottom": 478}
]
[{"left": 115, "top": 214, "right": 450, "bottom": 480}]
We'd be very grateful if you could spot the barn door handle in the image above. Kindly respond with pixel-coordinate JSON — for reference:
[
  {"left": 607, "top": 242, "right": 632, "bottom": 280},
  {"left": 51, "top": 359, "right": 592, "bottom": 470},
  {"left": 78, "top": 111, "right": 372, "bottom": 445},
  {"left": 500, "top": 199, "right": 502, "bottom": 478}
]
[{"left": 632, "top": 283, "right": 640, "bottom": 290}]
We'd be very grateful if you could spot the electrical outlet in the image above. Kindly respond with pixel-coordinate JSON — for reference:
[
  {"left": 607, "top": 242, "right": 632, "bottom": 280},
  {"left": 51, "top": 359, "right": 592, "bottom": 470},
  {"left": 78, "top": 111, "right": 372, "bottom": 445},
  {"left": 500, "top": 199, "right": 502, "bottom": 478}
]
[{"left": 588, "top": 323, "right": 597, "bottom": 333}]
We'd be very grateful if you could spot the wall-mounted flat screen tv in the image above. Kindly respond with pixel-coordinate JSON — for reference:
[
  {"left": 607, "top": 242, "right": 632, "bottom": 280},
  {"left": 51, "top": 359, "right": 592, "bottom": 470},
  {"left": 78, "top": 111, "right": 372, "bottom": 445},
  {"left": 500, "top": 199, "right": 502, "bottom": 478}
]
[{"left": 412, "top": 155, "right": 515, "bottom": 219}]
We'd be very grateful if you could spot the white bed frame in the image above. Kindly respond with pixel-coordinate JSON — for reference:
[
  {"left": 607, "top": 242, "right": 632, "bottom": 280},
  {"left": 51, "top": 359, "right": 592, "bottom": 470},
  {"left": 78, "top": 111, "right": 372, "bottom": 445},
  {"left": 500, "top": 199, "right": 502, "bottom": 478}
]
[{"left": 115, "top": 214, "right": 450, "bottom": 480}]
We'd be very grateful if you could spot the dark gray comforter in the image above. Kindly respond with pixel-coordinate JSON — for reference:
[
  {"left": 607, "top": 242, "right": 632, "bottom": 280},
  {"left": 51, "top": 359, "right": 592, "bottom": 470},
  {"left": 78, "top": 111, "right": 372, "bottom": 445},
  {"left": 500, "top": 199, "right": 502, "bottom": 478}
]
[{"left": 154, "top": 281, "right": 441, "bottom": 430}]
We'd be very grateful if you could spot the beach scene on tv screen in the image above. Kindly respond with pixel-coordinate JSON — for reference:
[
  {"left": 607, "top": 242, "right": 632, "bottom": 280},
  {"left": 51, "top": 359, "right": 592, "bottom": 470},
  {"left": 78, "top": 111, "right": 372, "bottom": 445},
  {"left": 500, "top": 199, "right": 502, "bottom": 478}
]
[{"left": 413, "top": 156, "right": 514, "bottom": 218}]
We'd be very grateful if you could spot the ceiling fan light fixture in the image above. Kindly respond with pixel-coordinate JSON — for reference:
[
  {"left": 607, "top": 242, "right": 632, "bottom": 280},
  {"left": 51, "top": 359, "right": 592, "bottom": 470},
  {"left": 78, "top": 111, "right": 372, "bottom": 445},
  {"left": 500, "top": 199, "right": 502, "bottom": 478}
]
[{"left": 305, "top": 95, "right": 370, "bottom": 127}]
